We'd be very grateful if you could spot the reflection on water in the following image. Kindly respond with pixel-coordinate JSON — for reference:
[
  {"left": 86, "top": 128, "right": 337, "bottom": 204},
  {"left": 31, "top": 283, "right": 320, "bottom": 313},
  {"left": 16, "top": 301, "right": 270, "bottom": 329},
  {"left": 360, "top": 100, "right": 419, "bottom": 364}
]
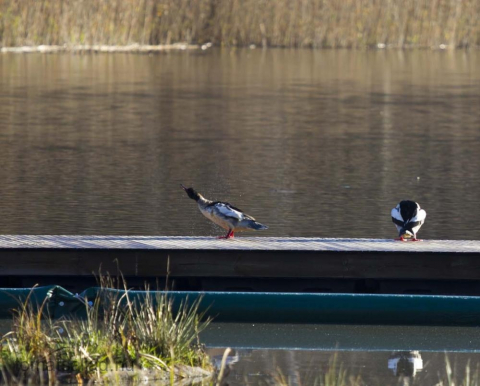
[
  {"left": 203, "top": 323, "right": 480, "bottom": 385},
  {"left": 0, "top": 318, "right": 478, "bottom": 385},
  {"left": 1, "top": 50, "right": 480, "bottom": 238},
  {"left": 207, "top": 348, "right": 480, "bottom": 386},
  {"left": 388, "top": 351, "right": 423, "bottom": 377}
]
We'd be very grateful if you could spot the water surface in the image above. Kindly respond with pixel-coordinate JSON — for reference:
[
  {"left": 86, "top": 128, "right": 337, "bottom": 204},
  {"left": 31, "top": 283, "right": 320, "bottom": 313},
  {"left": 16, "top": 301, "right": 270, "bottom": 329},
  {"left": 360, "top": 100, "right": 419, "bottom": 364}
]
[
  {"left": 1, "top": 50, "right": 479, "bottom": 238},
  {"left": 203, "top": 322, "right": 480, "bottom": 385}
]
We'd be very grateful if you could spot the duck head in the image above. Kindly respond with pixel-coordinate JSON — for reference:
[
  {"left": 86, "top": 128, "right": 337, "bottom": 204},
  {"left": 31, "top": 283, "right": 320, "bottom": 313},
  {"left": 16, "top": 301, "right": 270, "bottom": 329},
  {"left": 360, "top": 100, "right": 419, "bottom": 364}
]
[
  {"left": 181, "top": 184, "right": 200, "bottom": 201},
  {"left": 400, "top": 229, "right": 414, "bottom": 239}
]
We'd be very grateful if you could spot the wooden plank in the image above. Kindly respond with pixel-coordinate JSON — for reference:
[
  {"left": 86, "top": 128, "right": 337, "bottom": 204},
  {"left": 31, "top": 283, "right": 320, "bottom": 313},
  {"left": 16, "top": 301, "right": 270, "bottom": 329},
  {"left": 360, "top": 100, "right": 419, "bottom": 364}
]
[
  {"left": 0, "top": 247, "right": 480, "bottom": 280},
  {"left": 1, "top": 237, "right": 480, "bottom": 284},
  {"left": 1, "top": 235, "right": 480, "bottom": 253}
]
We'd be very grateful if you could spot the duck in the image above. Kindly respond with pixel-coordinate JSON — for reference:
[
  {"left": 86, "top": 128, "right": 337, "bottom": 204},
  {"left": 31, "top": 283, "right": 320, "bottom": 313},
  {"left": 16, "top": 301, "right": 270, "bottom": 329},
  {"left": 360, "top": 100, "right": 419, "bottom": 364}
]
[
  {"left": 391, "top": 200, "right": 426, "bottom": 241},
  {"left": 181, "top": 185, "right": 268, "bottom": 239}
]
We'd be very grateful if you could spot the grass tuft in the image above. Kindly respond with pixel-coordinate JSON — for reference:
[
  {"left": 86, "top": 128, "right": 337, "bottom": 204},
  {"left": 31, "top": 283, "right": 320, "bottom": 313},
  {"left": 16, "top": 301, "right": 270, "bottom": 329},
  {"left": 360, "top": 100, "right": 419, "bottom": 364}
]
[
  {"left": 442, "top": 355, "right": 480, "bottom": 386},
  {"left": 0, "top": 278, "right": 212, "bottom": 384}
]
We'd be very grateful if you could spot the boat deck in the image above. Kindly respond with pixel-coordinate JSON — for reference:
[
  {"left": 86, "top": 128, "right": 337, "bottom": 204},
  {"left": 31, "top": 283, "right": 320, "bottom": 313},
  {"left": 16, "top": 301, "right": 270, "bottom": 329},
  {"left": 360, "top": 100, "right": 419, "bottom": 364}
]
[{"left": 1, "top": 236, "right": 480, "bottom": 293}]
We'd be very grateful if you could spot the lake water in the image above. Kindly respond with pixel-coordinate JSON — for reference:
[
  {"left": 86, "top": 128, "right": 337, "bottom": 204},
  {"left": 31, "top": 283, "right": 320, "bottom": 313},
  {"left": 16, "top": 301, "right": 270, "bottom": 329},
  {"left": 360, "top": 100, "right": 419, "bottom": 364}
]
[
  {"left": 1, "top": 49, "right": 480, "bottom": 384},
  {"left": 203, "top": 322, "right": 480, "bottom": 385},
  {"left": 1, "top": 49, "right": 479, "bottom": 239}
]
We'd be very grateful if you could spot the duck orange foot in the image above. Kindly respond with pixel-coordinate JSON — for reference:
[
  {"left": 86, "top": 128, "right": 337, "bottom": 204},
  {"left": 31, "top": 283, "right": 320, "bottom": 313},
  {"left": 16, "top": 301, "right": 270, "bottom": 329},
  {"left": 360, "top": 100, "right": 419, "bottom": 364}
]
[{"left": 217, "top": 230, "right": 234, "bottom": 239}]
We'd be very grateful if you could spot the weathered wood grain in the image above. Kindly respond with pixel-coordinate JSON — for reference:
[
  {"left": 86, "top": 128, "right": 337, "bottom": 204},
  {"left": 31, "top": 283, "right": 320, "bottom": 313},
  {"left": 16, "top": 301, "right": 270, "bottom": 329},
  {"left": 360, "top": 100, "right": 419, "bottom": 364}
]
[{"left": 0, "top": 236, "right": 480, "bottom": 283}]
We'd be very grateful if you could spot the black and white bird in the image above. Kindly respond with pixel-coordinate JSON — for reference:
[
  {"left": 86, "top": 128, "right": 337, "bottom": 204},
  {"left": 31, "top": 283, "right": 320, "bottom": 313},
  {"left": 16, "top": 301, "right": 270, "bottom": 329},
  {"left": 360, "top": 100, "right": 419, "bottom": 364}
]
[
  {"left": 181, "top": 185, "right": 268, "bottom": 239},
  {"left": 391, "top": 200, "right": 427, "bottom": 241}
]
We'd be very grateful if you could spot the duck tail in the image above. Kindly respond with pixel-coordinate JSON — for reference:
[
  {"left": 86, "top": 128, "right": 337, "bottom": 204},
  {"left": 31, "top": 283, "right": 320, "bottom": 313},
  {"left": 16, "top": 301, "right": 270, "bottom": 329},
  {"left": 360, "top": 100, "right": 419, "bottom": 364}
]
[{"left": 248, "top": 220, "right": 268, "bottom": 230}]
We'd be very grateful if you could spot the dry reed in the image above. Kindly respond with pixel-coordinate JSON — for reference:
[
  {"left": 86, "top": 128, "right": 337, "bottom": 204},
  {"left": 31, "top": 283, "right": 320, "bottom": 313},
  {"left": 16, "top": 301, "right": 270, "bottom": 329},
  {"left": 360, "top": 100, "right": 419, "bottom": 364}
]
[
  {"left": 0, "top": 281, "right": 212, "bottom": 384},
  {"left": 0, "top": 0, "right": 479, "bottom": 49}
]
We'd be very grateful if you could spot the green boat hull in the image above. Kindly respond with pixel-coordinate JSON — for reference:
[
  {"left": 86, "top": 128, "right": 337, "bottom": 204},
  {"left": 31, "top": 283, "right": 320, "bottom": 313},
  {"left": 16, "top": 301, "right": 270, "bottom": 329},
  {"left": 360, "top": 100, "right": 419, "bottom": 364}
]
[
  {"left": 81, "top": 288, "right": 480, "bottom": 326},
  {"left": 1, "top": 286, "right": 479, "bottom": 326}
]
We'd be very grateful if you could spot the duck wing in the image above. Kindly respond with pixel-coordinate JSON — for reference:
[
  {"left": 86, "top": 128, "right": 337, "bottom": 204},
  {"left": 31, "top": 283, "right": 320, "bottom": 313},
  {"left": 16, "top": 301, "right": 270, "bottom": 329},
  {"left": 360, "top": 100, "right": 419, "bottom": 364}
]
[
  {"left": 207, "top": 202, "right": 255, "bottom": 221},
  {"left": 391, "top": 207, "right": 405, "bottom": 227}
]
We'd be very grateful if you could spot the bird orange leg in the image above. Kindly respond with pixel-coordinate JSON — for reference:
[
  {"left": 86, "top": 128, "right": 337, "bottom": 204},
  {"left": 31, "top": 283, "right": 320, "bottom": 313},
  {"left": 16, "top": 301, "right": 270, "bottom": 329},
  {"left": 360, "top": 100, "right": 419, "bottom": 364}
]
[
  {"left": 395, "top": 236, "right": 406, "bottom": 241},
  {"left": 410, "top": 237, "right": 422, "bottom": 242},
  {"left": 217, "top": 230, "right": 234, "bottom": 239}
]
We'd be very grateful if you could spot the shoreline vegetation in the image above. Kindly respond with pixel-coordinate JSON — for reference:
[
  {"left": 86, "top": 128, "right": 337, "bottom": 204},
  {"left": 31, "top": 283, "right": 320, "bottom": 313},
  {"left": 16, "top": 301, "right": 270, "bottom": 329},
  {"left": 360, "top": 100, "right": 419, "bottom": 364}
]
[
  {"left": 0, "top": 43, "right": 203, "bottom": 53},
  {"left": 1, "top": 0, "right": 480, "bottom": 51},
  {"left": 0, "top": 279, "right": 214, "bottom": 384}
]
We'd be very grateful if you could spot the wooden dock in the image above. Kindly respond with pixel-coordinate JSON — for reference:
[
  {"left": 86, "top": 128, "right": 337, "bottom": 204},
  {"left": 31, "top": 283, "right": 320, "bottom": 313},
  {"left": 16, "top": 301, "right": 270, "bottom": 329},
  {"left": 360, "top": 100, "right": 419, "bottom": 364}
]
[{"left": 1, "top": 235, "right": 480, "bottom": 294}]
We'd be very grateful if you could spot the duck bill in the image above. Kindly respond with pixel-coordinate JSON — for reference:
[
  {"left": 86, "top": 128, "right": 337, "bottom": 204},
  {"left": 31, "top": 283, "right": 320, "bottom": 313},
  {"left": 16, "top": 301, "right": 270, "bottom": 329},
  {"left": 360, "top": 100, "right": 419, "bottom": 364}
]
[
  {"left": 180, "top": 184, "right": 187, "bottom": 191},
  {"left": 401, "top": 230, "right": 413, "bottom": 239}
]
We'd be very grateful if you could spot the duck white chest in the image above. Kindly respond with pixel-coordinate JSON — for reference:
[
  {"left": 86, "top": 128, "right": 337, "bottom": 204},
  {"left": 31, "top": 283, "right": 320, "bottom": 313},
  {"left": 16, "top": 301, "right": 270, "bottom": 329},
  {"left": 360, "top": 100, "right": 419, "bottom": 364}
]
[{"left": 198, "top": 205, "right": 231, "bottom": 230}]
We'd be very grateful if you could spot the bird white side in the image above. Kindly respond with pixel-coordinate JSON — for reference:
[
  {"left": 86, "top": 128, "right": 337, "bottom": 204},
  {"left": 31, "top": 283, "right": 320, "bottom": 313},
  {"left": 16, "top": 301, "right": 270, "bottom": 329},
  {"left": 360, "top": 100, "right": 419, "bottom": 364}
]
[
  {"left": 410, "top": 209, "right": 426, "bottom": 235},
  {"left": 215, "top": 203, "right": 244, "bottom": 221},
  {"left": 391, "top": 206, "right": 404, "bottom": 233}
]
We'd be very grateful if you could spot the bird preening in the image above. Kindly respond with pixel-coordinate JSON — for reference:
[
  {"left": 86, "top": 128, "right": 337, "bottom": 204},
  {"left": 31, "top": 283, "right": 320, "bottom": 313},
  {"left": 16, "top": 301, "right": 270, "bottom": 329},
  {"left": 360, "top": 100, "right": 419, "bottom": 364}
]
[
  {"left": 181, "top": 184, "right": 268, "bottom": 239},
  {"left": 391, "top": 200, "right": 426, "bottom": 241},
  {"left": 182, "top": 185, "right": 426, "bottom": 242}
]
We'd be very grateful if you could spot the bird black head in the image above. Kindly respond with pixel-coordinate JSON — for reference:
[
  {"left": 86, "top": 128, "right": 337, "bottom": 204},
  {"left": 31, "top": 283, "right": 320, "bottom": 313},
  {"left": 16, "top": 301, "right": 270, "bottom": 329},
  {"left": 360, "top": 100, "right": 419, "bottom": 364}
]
[{"left": 181, "top": 184, "right": 200, "bottom": 201}]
